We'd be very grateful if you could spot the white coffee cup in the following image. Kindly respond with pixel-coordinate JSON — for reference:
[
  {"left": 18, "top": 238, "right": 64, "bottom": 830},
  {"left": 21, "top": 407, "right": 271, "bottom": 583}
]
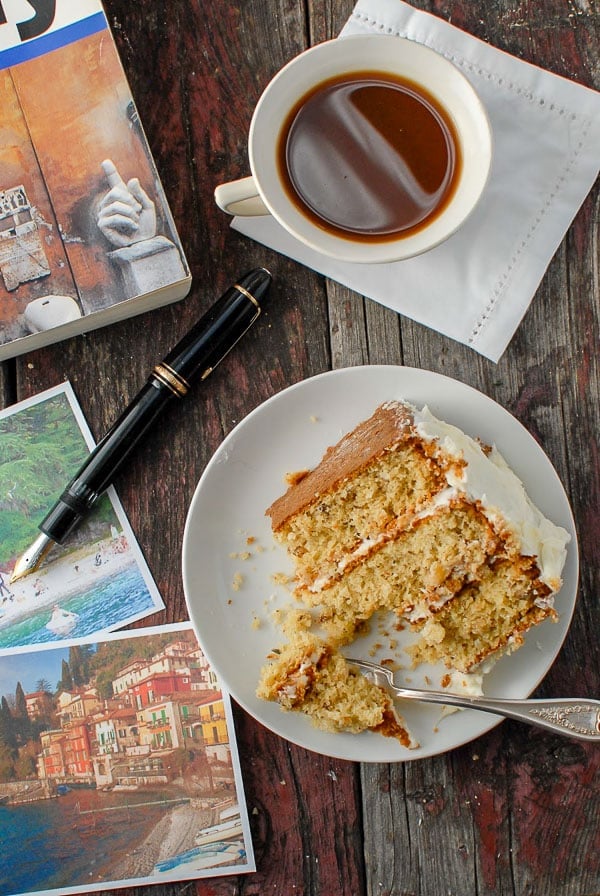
[{"left": 215, "top": 35, "right": 492, "bottom": 264}]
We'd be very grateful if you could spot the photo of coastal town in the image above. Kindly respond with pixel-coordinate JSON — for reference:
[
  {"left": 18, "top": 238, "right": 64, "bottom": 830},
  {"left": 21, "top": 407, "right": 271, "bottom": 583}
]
[
  {"left": 0, "top": 383, "right": 164, "bottom": 651},
  {"left": 0, "top": 623, "right": 254, "bottom": 895}
]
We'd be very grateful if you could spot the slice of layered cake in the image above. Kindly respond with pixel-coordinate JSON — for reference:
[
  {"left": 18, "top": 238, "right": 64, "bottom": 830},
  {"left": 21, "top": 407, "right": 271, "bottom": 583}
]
[{"left": 257, "top": 400, "right": 570, "bottom": 744}]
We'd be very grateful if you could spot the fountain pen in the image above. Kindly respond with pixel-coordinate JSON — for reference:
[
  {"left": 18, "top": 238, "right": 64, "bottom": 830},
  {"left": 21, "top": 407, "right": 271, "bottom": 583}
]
[{"left": 10, "top": 267, "right": 272, "bottom": 583}]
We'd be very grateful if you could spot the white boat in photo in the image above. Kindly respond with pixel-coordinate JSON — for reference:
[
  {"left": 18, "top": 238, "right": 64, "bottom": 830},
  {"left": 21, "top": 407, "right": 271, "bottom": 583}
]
[
  {"left": 46, "top": 606, "right": 79, "bottom": 635},
  {"left": 155, "top": 840, "right": 246, "bottom": 874},
  {"left": 194, "top": 805, "right": 243, "bottom": 846}
]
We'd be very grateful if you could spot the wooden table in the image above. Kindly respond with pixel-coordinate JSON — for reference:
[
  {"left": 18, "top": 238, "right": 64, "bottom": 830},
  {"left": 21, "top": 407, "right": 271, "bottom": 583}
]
[{"left": 2, "top": 1, "right": 598, "bottom": 894}]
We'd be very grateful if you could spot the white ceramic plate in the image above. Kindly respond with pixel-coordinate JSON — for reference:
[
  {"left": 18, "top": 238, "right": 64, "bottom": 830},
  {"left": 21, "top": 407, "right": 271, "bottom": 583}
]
[{"left": 182, "top": 366, "right": 578, "bottom": 762}]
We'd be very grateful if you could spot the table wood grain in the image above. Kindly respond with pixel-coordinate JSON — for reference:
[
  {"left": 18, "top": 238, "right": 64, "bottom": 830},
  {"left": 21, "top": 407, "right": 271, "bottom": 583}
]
[{"left": 1, "top": 2, "right": 598, "bottom": 894}]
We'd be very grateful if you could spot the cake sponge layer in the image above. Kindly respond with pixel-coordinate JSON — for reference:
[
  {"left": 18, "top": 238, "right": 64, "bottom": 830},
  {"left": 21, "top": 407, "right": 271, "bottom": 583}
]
[{"left": 269, "top": 443, "right": 449, "bottom": 590}]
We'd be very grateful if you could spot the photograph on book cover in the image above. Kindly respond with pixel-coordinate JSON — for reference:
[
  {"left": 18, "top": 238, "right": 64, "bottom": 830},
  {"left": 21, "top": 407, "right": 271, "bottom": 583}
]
[
  {"left": 0, "top": 382, "right": 164, "bottom": 651},
  {"left": 0, "top": 622, "right": 255, "bottom": 896},
  {"left": 0, "top": 1, "right": 190, "bottom": 359}
]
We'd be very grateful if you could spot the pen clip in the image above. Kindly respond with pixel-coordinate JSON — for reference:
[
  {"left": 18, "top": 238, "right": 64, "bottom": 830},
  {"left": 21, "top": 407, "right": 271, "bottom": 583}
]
[{"left": 200, "top": 303, "right": 261, "bottom": 380}]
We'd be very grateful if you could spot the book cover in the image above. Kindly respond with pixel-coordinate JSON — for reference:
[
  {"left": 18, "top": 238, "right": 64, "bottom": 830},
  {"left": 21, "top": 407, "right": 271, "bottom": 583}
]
[
  {"left": 0, "top": 622, "right": 255, "bottom": 894},
  {"left": 0, "top": 1, "right": 191, "bottom": 360},
  {"left": 0, "top": 382, "right": 165, "bottom": 650}
]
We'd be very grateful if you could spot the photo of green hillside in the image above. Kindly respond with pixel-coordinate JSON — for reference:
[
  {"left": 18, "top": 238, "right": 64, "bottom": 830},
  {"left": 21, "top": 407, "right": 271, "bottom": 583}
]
[{"left": 0, "top": 390, "right": 115, "bottom": 565}]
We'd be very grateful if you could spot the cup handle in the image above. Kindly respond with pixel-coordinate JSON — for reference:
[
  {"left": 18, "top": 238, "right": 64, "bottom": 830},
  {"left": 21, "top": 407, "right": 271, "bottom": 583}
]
[{"left": 214, "top": 177, "right": 270, "bottom": 216}]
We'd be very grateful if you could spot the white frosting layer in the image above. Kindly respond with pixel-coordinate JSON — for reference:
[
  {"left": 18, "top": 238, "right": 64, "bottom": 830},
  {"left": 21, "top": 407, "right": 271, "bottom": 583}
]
[{"left": 410, "top": 403, "right": 570, "bottom": 588}]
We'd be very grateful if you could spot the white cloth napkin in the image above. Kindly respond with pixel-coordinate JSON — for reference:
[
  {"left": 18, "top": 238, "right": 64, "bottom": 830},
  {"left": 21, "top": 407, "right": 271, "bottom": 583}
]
[{"left": 231, "top": 0, "right": 600, "bottom": 361}]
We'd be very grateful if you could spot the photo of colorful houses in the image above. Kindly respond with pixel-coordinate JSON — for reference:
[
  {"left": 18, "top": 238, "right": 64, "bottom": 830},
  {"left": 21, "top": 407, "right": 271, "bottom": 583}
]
[{"left": 0, "top": 623, "right": 254, "bottom": 895}]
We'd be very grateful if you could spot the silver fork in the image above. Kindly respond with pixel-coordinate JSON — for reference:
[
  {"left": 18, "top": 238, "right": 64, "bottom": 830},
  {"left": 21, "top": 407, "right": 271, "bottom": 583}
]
[{"left": 347, "top": 658, "right": 600, "bottom": 741}]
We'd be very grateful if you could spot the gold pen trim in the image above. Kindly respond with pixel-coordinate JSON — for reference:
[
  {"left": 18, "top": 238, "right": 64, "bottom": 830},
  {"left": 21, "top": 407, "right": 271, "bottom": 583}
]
[
  {"left": 153, "top": 362, "right": 190, "bottom": 397},
  {"left": 234, "top": 282, "right": 261, "bottom": 310}
]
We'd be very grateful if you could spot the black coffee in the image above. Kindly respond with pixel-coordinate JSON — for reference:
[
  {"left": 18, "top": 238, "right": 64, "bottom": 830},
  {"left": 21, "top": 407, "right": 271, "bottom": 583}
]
[{"left": 278, "top": 71, "right": 461, "bottom": 242}]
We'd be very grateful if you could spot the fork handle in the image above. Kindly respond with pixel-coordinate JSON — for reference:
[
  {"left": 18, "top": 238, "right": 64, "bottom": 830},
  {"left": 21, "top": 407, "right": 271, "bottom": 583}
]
[{"left": 393, "top": 688, "right": 600, "bottom": 741}]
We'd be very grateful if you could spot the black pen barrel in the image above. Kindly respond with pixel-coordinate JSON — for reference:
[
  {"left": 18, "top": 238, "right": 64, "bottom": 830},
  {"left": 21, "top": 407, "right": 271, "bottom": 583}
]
[
  {"left": 39, "top": 268, "right": 271, "bottom": 545},
  {"left": 161, "top": 274, "right": 264, "bottom": 385}
]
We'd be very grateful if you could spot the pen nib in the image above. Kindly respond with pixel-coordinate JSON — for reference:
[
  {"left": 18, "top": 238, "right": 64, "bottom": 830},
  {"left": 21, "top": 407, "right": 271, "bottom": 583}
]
[{"left": 10, "top": 532, "right": 54, "bottom": 583}]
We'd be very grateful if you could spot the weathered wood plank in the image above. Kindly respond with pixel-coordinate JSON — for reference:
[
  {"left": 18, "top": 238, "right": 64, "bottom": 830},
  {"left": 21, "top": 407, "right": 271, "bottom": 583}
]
[{"left": 0, "top": 360, "right": 15, "bottom": 408}]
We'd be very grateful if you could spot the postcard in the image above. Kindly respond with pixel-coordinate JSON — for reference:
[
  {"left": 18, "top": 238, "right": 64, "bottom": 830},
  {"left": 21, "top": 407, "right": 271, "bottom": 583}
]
[
  {"left": 0, "top": 382, "right": 164, "bottom": 651},
  {"left": 0, "top": 622, "right": 255, "bottom": 895}
]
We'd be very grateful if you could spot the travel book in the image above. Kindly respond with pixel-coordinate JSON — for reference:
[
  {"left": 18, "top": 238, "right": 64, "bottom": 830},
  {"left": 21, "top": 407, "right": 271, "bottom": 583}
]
[
  {"left": 0, "top": 1, "right": 191, "bottom": 361},
  {"left": 0, "top": 622, "right": 255, "bottom": 895}
]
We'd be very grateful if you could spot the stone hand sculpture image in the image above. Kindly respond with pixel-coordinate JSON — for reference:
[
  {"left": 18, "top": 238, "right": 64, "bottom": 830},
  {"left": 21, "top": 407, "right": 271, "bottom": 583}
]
[
  {"left": 96, "top": 159, "right": 157, "bottom": 248},
  {"left": 96, "top": 159, "right": 186, "bottom": 298}
]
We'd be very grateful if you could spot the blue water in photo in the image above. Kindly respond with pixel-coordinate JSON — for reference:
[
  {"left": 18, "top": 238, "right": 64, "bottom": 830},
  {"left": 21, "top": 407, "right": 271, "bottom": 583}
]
[
  {"left": 0, "top": 565, "right": 156, "bottom": 649},
  {"left": 0, "top": 789, "right": 173, "bottom": 895}
]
